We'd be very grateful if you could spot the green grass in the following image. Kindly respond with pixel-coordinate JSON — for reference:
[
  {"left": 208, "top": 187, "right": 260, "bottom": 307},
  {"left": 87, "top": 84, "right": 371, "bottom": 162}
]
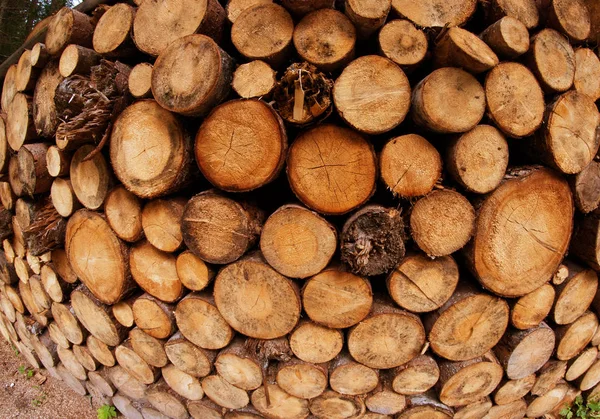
[
  {"left": 561, "top": 396, "right": 600, "bottom": 418},
  {"left": 97, "top": 404, "right": 117, "bottom": 419}
]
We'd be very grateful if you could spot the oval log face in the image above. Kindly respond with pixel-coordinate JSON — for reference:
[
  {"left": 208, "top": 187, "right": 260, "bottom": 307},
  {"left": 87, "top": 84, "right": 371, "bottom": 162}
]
[{"left": 65, "top": 209, "right": 129, "bottom": 305}]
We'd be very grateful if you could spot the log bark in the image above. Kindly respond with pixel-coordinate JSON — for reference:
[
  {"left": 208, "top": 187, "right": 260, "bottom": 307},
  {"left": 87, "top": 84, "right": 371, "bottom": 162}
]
[
  {"left": 302, "top": 266, "right": 372, "bottom": 329},
  {"left": 151, "top": 35, "right": 234, "bottom": 117},
  {"left": 214, "top": 253, "right": 301, "bottom": 339},
  {"left": 195, "top": 99, "right": 287, "bottom": 193},
  {"left": 132, "top": 0, "right": 226, "bottom": 57},
  {"left": 526, "top": 28, "right": 575, "bottom": 93},
  {"left": 10, "top": 143, "right": 52, "bottom": 197},
  {"left": 45, "top": 7, "right": 94, "bottom": 56},
  {"left": 333, "top": 55, "right": 410, "bottom": 135},
  {"left": 289, "top": 320, "right": 343, "bottom": 364},
  {"left": 131, "top": 293, "right": 175, "bottom": 339},
  {"left": 287, "top": 124, "right": 376, "bottom": 215},
  {"left": 165, "top": 332, "right": 216, "bottom": 378},
  {"left": 511, "top": 283, "right": 555, "bottom": 330},
  {"left": 127, "top": 63, "right": 152, "bottom": 99},
  {"left": 110, "top": 100, "right": 195, "bottom": 198},
  {"left": 555, "top": 311, "right": 598, "bottom": 360},
  {"left": 412, "top": 67, "right": 485, "bottom": 134},
  {"left": 92, "top": 3, "right": 136, "bottom": 57},
  {"left": 480, "top": 16, "right": 530, "bottom": 59},
  {"left": 129, "top": 327, "right": 168, "bottom": 368},
  {"left": 104, "top": 185, "right": 143, "bottom": 243},
  {"left": 433, "top": 27, "right": 499, "bottom": 74},
  {"left": 232, "top": 61, "right": 276, "bottom": 99}
]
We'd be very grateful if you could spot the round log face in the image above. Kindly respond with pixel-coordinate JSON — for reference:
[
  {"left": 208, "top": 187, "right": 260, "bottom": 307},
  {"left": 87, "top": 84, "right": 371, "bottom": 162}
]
[
  {"left": 133, "top": 0, "right": 211, "bottom": 57},
  {"left": 252, "top": 384, "right": 309, "bottom": 419},
  {"left": 557, "top": 311, "right": 598, "bottom": 360},
  {"left": 93, "top": 3, "right": 134, "bottom": 54},
  {"left": 554, "top": 267, "right": 598, "bottom": 325},
  {"left": 166, "top": 338, "right": 212, "bottom": 378},
  {"left": 277, "top": 362, "right": 328, "bottom": 399},
  {"left": 530, "top": 29, "right": 575, "bottom": 92},
  {"left": 440, "top": 361, "right": 504, "bottom": 407},
  {"left": 574, "top": 48, "right": 600, "bottom": 101},
  {"left": 471, "top": 168, "right": 573, "bottom": 297},
  {"left": 215, "top": 353, "right": 262, "bottom": 390},
  {"left": 45, "top": 8, "right": 74, "bottom": 55},
  {"left": 71, "top": 289, "right": 122, "bottom": 347},
  {"left": 289, "top": 322, "right": 343, "bottom": 363},
  {"left": 287, "top": 124, "right": 376, "bottom": 215},
  {"left": 195, "top": 99, "right": 287, "bottom": 192},
  {"left": 33, "top": 62, "right": 63, "bottom": 138},
  {"left": 7, "top": 93, "right": 31, "bottom": 152},
  {"left": 128, "top": 63, "right": 153, "bottom": 99},
  {"left": 214, "top": 257, "right": 301, "bottom": 339},
  {"left": 550, "top": 0, "right": 591, "bottom": 41},
  {"left": 104, "top": 186, "right": 143, "bottom": 243},
  {"left": 130, "top": 241, "right": 182, "bottom": 303},
  {"left": 511, "top": 283, "right": 555, "bottom": 329},
  {"left": 175, "top": 294, "right": 233, "bottom": 350},
  {"left": 70, "top": 144, "right": 110, "bottom": 210},
  {"left": 65, "top": 210, "right": 129, "bottom": 305},
  {"left": 333, "top": 55, "right": 411, "bottom": 134},
  {"left": 494, "top": 0, "right": 539, "bottom": 28},
  {"left": 379, "top": 19, "right": 427, "bottom": 67},
  {"left": 110, "top": 100, "right": 190, "bottom": 199},
  {"left": 391, "top": 0, "right": 476, "bottom": 27},
  {"left": 132, "top": 298, "right": 173, "bottom": 339}
]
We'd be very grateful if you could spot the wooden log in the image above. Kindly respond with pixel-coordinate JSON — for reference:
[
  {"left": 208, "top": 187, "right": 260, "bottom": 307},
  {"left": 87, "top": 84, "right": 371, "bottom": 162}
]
[
  {"left": 111, "top": 293, "right": 139, "bottom": 328},
  {"left": 88, "top": 369, "right": 115, "bottom": 397},
  {"left": 130, "top": 241, "right": 183, "bottom": 303},
  {"left": 162, "top": 364, "right": 204, "bottom": 401},
  {"left": 145, "top": 379, "right": 190, "bottom": 419},
  {"left": 547, "top": 0, "right": 590, "bottom": 41},
  {"left": 531, "top": 360, "right": 568, "bottom": 396},
  {"left": 15, "top": 50, "right": 40, "bottom": 93},
  {"left": 527, "top": 381, "right": 570, "bottom": 417},
  {"left": 344, "top": 0, "right": 390, "bottom": 39},
  {"left": 232, "top": 61, "right": 276, "bottom": 99},
  {"left": 231, "top": 4, "right": 293, "bottom": 67},
  {"left": 412, "top": 67, "right": 485, "bottom": 134},
  {"left": 31, "top": 330, "right": 59, "bottom": 369},
  {"left": 132, "top": 0, "right": 226, "bottom": 57},
  {"left": 92, "top": 3, "right": 136, "bottom": 57},
  {"left": 56, "top": 364, "right": 87, "bottom": 396},
  {"left": 307, "top": 389, "right": 365, "bottom": 418},
  {"left": 30, "top": 43, "right": 49, "bottom": 69},
  {"left": 511, "top": 283, "right": 555, "bottom": 330},
  {"left": 493, "top": 374, "right": 535, "bottom": 405},
  {"left": 127, "top": 63, "right": 152, "bottom": 99},
  {"left": 0, "top": 209, "right": 12, "bottom": 245},
  {"left": 573, "top": 47, "right": 600, "bottom": 101},
  {"left": 287, "top": 124, "right": 376, "bottom": 215},
  {"left": 14, "top": 256, "right": 32, "bottom": 283},
  {"left": 57, "top": 345, "right": 88, "bottom": 380},
  {"left": 51, "top": 301, "right": 86, "bottom": 345},
  {"left": 329, "top": 351, "right": 379, "bottom": 395},
  {"left": 555, "top": 311, "right": 598, "bottom": 361},
  {"left": 51, "top": 248, "right": 77, "bottom": 284},
  {"left": 454, "top": 398, "right": 492, "bottom": 419},
  {"left": 553, "top": 261, "right": 597, "bottom": 324},
  {"left": 70, "top": 144, "right": 111, "bottom": 210},
  {"left": 1, "top": 65, "right": 18, "bottom": 112},
  {"left": 32, "top": 61, "right": 63, "bottom": 138},
  {"left": 140, "top": 198, "right": 185, "bottom": 253},
  {"left": 115, "top": 340, "right": 159, "bottom": 385},
  {"left": 410, "top": 190, "right": 475, "bottom": 257},
  {"left": 108, "top": 365, "right": 147, "bottom": 400},
  {"left": 494, "top": 323, "right": 555, "bottom": 379},
  {"left": 129, "top": 327, "right": 168, "bottom": 368},
  {"left": 48, "top": 321, "right": 70, "bottom": 349},
  {"left": 195, "top": 99, "right": 287, "bottom": 192},
  {"left": 391, "top": 0, "right": 476, "bottom": 28},
  {"left": 378, "top": 19, "right": 427, "bottom": 71},
  {"left": 276, "top": 358, "right": 328, "bottom": 399},
  {"left": 59, "top": 45, "right": 100, "bottom": 77},
  {"left": 578, "top": 359, "right": 600, "bottom": 391},
  {"left": 111, "top": 393, "right": 143, "bottom": 419},
  {"left": 2, "top": 239, "right": 15, "bottom": 264},
  {"left": 188, "top": 399, "right": 224, "bottom": 419},
  {"left": 252, "top": 383, "right": 309, "bottom": 419},
  {"left": 425, "top": 281, "right": 509, "bottom": 361},
  {"left": 484, "top": 399, "right": 527, "bottom": 418},
  {"left": 182, "top": 191, "right": 264, "bottom": 264},
  {"left": 151, "top": 35, "right": 234, "bottom": 117},
  {"left": 483, "top": 0, "right": 539, "bottom": 29},
  {"left": 0, "top": 254, "right": 18, "bottom": 285},
  {"left": 333, "top": 55, "right": 410, "bottom": 135},
  {"left": 391, "top": 355, "right": 440, "bottom": 396},
  {"left": 175, "top": 251, "right": 214, "bottom": 292},
  {"left": 50, "top": 178, "right": 81, "bottom": 217},
  {"left": 302, "top": 266, "right": 373, "bottom": 329},
  {"left": 0, "top": 293, "right": 15, "bottom": 322},
  {"left": 398, "top": 393, "right": 453, "bottom": 419},
  {"left": 280, "top": 0, "right": 330, "bottom": 16},
  {"left": 174, "top": 292, "right": 234, "bottom": 350},
  {"left": 527, "top": 29, "right": 575, "bottom": 93},
  {"left": 572, "top": 161, "right": 600, "bottom": 214},
  {"left": 566, "top": 347, "right": 598, "bottom": 381},
  {"left": 7, "top": 93, "right": 37, "bottom": 153},
  {"left": 202, "top": 374, "right": 250, "bottom": 409},
  {"left": 66, "top": 210, "right": 134, "bottom": 304},
  {"left": 465, "top": 167, "right": 573, "bottom": 297},
  {"left": 289, "top": 320, "right": 343, "bottom": 364},
  {"left": 86, "top": 381, "right": 111, "bottom": 407},
  {"left": 132, "top": 294, "right": 175, "bottom": 339},
  {"left": 347, "top": 298, "right": 425, "bottom": 369},
  {"left": 29, "top": 274, "right": 51, "bottom": 312},
  {"left": 110, "top": 100, "right": 195, "bottom": 199},
  {"left": 45, "top": 7, "right": 94, "bottom": 56},
  {"left": 104, "top": 185, "right": 143, "bottom": 243},
  {"left": 364, "top": 372, "right": 406, "bottom": 415},
  {"left": 86, "top": 335, "right": 115, "bottom": 367},
  {"left": 11, "top": 217, "right": 25, "bottom": 258},
  {"left": 0, "top": 117, "right": 8, "bottom": 175},
  {"left": 165, "top": 332, "right": 215, "bottom": 378},
  {"left": 434, "top": 27, "right": 499, "bottom": 74},
  {"left": 480, "top": 16, "right": 529, "bottom": 59},
  {"left": 226, "top": 0, "right": 272, "bottom": 23},
  {"left": 72, "top": 344, "right": 99, "bottom": 371},
  {"left": 71, "top": 285, "right": 128, "bottom": 347},
  {"left": 0, "top": 182, "right": 16, "bottom": 211},
  {"left": 438, "top": 352, "right": 504, "bottom": 407},
  {"left": 293, "top": 9, "right": 356, "bottom": 72},
  {"left": 10, "top": 143, "right": 52, "bottom": 197},
  {"left": 214, "top": 253, "right": 301, "bottom": 339},
  {"left": 213, "top": 337, "right": 263, "bottom": 391}
]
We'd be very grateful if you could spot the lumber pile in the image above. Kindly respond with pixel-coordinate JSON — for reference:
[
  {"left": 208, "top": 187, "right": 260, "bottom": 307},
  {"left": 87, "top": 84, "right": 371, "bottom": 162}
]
[{"left": 2, "top": 0, "right": 600, "bottom": 418}]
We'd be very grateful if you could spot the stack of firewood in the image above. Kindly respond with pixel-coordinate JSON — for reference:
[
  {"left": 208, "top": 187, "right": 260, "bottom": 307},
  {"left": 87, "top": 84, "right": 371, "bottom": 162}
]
[{"left": 1, "top": 0, "right": 600, "bottom": 417}]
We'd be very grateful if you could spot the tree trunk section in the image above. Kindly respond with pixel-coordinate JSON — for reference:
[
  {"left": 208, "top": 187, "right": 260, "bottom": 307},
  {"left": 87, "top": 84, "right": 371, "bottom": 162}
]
[{"left": 131, "top": 293, "right": 175, "bottom": 339}]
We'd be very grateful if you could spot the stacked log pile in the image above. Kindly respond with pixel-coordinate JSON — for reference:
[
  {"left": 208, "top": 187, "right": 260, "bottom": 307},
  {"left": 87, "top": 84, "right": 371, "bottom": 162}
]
[{"left": 2, "top": 0, "right": 600, "bottom": 418}]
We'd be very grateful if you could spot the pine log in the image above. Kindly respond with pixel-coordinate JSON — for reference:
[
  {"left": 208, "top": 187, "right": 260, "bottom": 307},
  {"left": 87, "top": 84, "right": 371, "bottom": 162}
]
[
  {"left": 175, "top": 251, "right": 214, "bottom": 292},
  {"left": 573, "top": 48, "right": 600, "bottom": 101},
  {"left": 553, "top": 261, "right": 597, "bottom": 324},
  {"left": 231, "top": 4, "right": 293, "bottom": 66},
  {"left": 110, "top": 100, "right": 195, "bottom": 199},
  {"left": 104, "top": 185, "right": 143, "bottom": 243},
  {"left": 480, "top": 17, "right": 529, "bottom": 59},
  {"left": 50, "top": 178, "right": 81, "bottom": 217},
  {"left": 280, "top": 0, "right": 330, "bottom": 16},
  {"left": 232, "top": 61, "right": 276, "bottom": 99},
  {"left": 289, "top": 320, "right": 343, "bottom": 364},
  {"left": 412, "top": 67, "right": 485, "bottom": 134},
  {"left": 425, "top": 281, "right": 509, "bottom": 361},
  {"left": 188, "top": 399, "right": 225, "bottom": 418},
  {"left": 10, "top": 143, "right": 52, "bottom": 197},
  {"left": 132, "top": 0, "right": 225, "bottom": 57},
  {"left": 86, "top": 381, "right": 111, "bottom": 407},
  {"left": 174, "top": 292, "right": 234, "bottom": 350},
  {"left": 0, "top": 209, "right": 12, "bottom": 245},
  {"left": 70, "top": 144, "right": 111, "bottom": 210},
  {"left": 333, "top": 55, "right": 410, "bottom": 135},
  {"left": 30, "top": 43, "right": 49, "bottom": 69},
  {"left": 343, "top": 0, "right": 390, "bottom": 39},
  {"left": 66, "top": 210, "right": 134, "bottom": 304},
  {"left": 527, "top": 381, "right": 570, "bottom": 417},
  {"left": 511, "top": 283, "right": 555, "bottom": 329},
  {"left": 145, "top": 379, "right": 190, "bottom": 419},
  {"left": 276, "top": 358, "right": 328, "bottom": 399},
  {"left": 364, "top": 372, "right": 406, "bottom": 415},
  {"left": 202, "top": 374, "right": 250, "bottom": 409},
  {"left": 527, "top": 29, "right": 575, "bottom": 92},
  {"left": 56, "top": 364, "right": 87, "bottom": 396},
  {"left": 555, "top": 311, "right": 598, "bottom": 360},
  {"left": 410, "top": 190, "right": 475, "bottom": 257},
  {"left": 572, "top": 161, "right": 600, "bottom": 214},
  {"left": 454, "top": 398, "right": 493, "bottom": 419},
  {"left": 212, "top": 337, "right": 262, "bottom": 391},
  {"left": 165, "top": 332, "right": 216, "bottom": 378},
  {"left": 86, "top": 335, "right": 115, "bottom": 367},
  {"left": 434, "top": 27, "right": 499, "bottom": 74},
  {"left": 57, "top": 345, "right": 88, "bottom": 380},
  {"left": 30, "top": 330, "right": 59, "bottom": 369},
  {"left": 483, "top": 0, "right": 539, "bottom": 28},
  {"left": 72, "top": 344, "right": 99, "bottom": 371},
  {"left": 329, "top": 351, "right": 379, "bottom": 395},
  {"left": 0, "top": 293, "right": 15, "bottom": 322},
  {"left": 531, "top": 360, "right": 568, "bottom": 396},
  {"left": 111, "top": 292, "right": 139, "bottom": 328},
  {"left": 484, "top": 399, "right": 527, "bottom": 418},
  {"left": 0, "top": 117, "right": 8, "bottom": 174},
  {"left": 2, "top": 239, "right": 15, "bottom": 264},
  {"left": 493, "top": 374, "right": 536, "bottom": 405},
  {"left": 59, "top": 45, "right": 100, "bottom": 77},
  {"left": 48, "top": 321, "right": 70, "bottom": 349},
  {"left": 466, "top": 167, "right": 573, "bottom": 297},
  {"left": 131, "top": 294, "right": 175, "bottom": 339},
  {"left": 214, "top": 253, "right": 300, "bottom": 339},
  {"left": 0, "top": 182, "right": 16, "bottom": 211},
  {"left": 182, "top": 191, "right": 264, "bottom": 264},
  {"left": 20, "top": 280, "right": 50, "bottom": 325},
  {"left": 151, "top": 35, "right": 234, "bottom": 117},
  {"left": 0, "top": 254, "right": 18, "bottom": 285},
  {"left": 129, "top": 328, "right": 168, "bottom": 368},
  {"left": 140, "top": 198, "right": 185, "bottom": 252},
  {"left": 547, "top": 0, "right": 590, "bottom": 41},
  {"left": 162, "top": 364, "right": 204, "bottom": 401},
  {"left": 287, "top": 124, "right": 376, "bottom": 215},
  {"left": 307, "top": 389, "right": 365, "bottom": 418},
  {"left": 566, "top": 347, "right": 598, "bottom": 381},
  {"left": 127, "top": 63, "right": 152, "bottom": 99},
  {"left": 302, "top": 266, "right": 372, "bottom": 329},
  {"left": 130, "top": 241, "right": 183, "bottom": 303},
  {"left": 7, "top": 93, "right": 37, "bottom": 152},
  {"left": 32, "top": 61, "right": 63, "bottom": 138},
  {"left": 111, "top": 393, "right": 143, "bottom": 419},
  {"left": 252, "top": 383, "right": 309, "bottom": 419},
  {"left": 45, "top": 7, "right": 94, "bottom": 56},
  {"left": 88, "top": 369, "right": 115, "bottom": 397},
  {"left": 92, "top": 3, "right": 136, "bottom": 57},
  {"left": 378, "top": 19, "right": 427, "bottom": 71},
  {"left": 1, "top": 65, "right": 17, "bottom": 112},
  {"left": 494, "top": 323, "right": 555, "bottom": 379},
  {"left": 398, "top": 392, "right": 453, "bottom": 419},
  {"left": 29, "top": 274, "right": 51, "bottom": 312},
  {"left": 195, "top": 99, "right": 287, "bottom": 192},
  {"left": 226, "top": 0, "right": 272, "bottom": 23},
  {"left": 391, "top": 0, "right": 476, "bottom": 27},
  {"left": 51, "top": 248, "right": 77, "bottom": 284},
  {"left": 71, "top": 285, "right": 128, "bottom": 347},
  {"left": 14, "top": 256, "right": 32, "bottom": 283},
  {"left": 11, "top": 217, "right": 26, "bottom": 258},
  {"left": 115, "top": 340, "right": 159, "bottom": 385},
  {"left": 15, "top": 50, "right": 40, "bottom": 93},
  {"left": 578, "top": 359, "right": 600, "bottom": 391},
  {"left": 108, "top": 365, "right": 147, "bottom": 400},
  {"left": 391, "top": 355, "right": 440, "bottom": 396}
]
